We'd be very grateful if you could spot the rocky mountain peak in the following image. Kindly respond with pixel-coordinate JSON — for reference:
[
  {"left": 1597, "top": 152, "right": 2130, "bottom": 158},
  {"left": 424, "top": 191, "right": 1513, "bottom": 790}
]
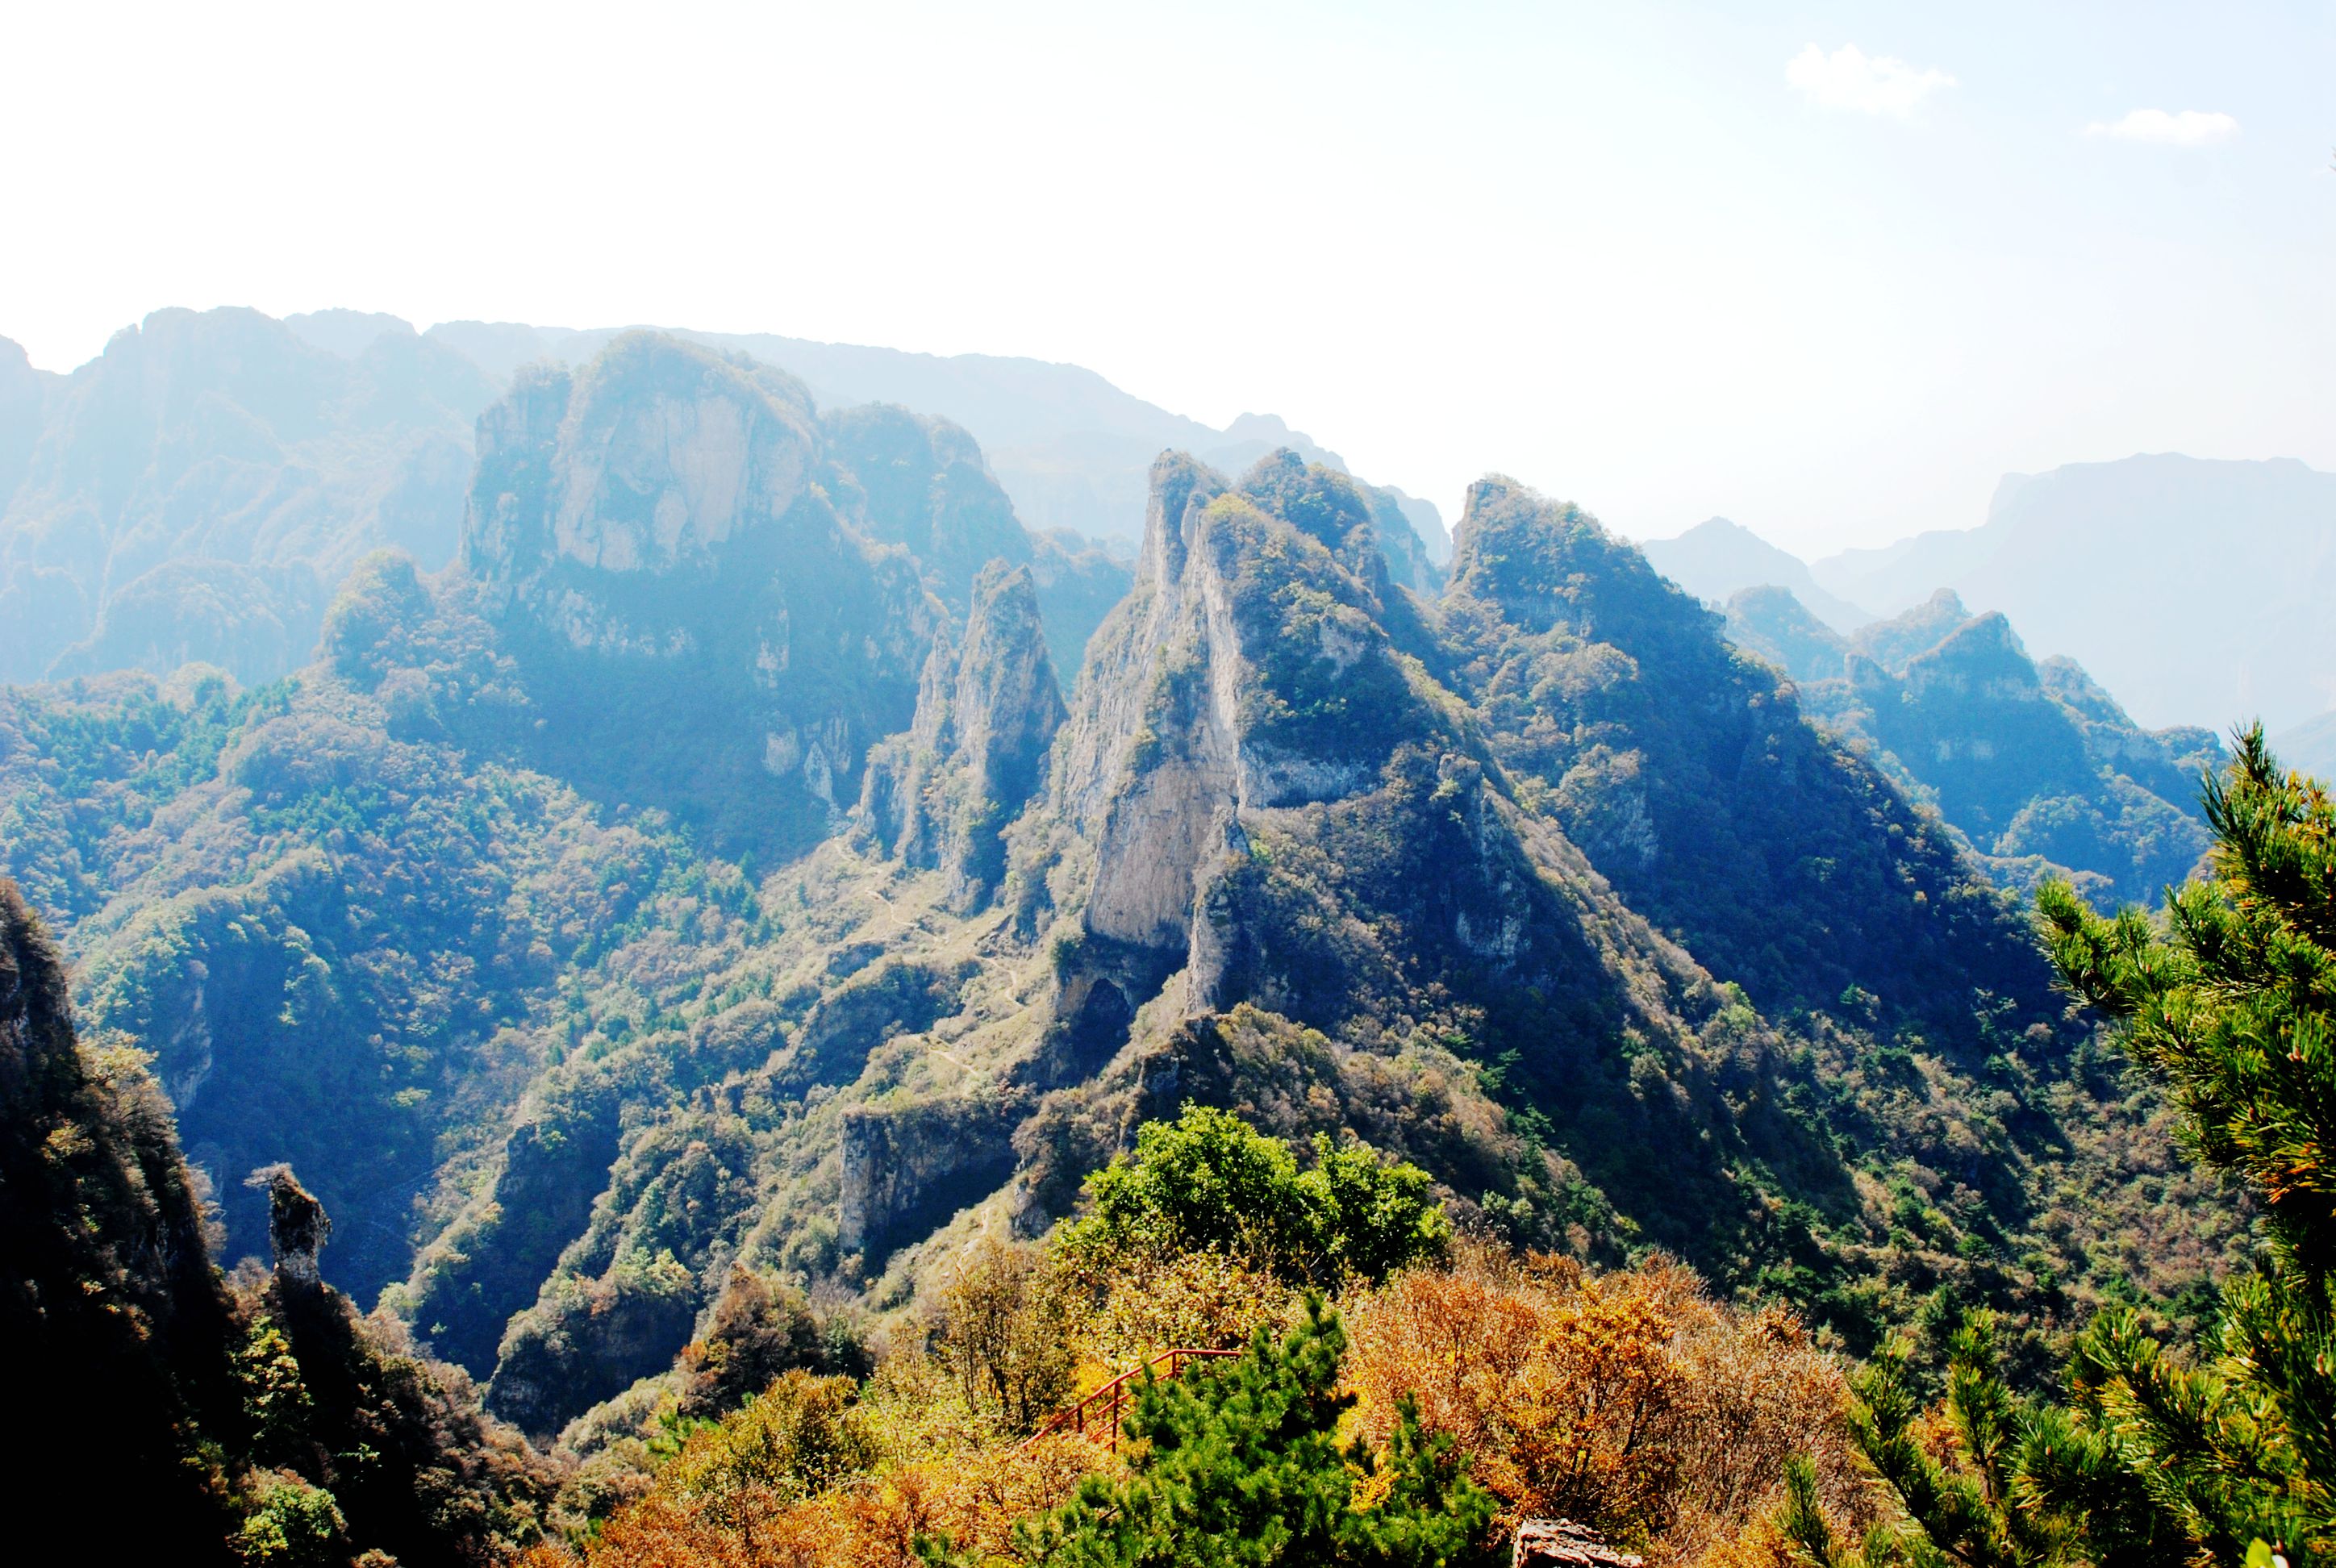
[
  {"left": 458, "top": 331, "right": 938, "bottom": 859},
  {"left": 464, "top": 331, "right": 820, "bottom": 613},
  {"left": 1059, "top": 450, "right": 1458, "bottom": 955},
  {"left": 857, "top": 559, "right": 1065, "bottom": 911},
  {"left": 1902, "top": 611, "right": 2039, "bottom": 698}
]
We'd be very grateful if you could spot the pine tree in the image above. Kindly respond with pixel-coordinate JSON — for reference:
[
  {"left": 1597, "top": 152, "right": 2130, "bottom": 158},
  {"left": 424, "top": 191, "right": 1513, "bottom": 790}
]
[
  {"left": 2034, "top": 724, "right": 2335, "bottom": 1564},
  {"left": 1783, "top": 727, "right": 2334, "bottom": 1566},
  {"left": 926, "top": 1295, "right": 1492, "bottom": 1566},
  {"left": 1782, "top": 1313, "right": 2171, "bottom": 1567}
]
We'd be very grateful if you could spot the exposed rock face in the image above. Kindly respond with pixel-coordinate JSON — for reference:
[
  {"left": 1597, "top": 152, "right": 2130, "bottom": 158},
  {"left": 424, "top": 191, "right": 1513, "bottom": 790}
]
[
  {"left": 1057, "top": 449, "right": 1448, "bottom": 954},
  {"left": 465, "top": 332, "right": 822, "bottom": 628},
  {"left": 1512, "top": 1518, "right": 1643, "bottom": 1566},
  {"left": 838, "top": 1094, "right": 1024, "bottom": 1260},
  {"left": 461, "top": 332, "right": 941, "bottom": 858},
  {"left": 1024, "top": 451, "right": 1730, "bottom": 1104},
  {"left": 0, "top": 307, "right": 491, "bottom": 686},
  {"left": 857, "top": 562, "right": 1066, "bottom": 911},
  {"left": 256, "top": 1163, "right": 332, "bottom": 1285}
]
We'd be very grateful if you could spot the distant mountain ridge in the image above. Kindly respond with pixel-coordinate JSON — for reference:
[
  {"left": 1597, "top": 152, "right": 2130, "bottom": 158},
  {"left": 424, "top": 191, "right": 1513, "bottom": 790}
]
[
  {"left": 0, "top": 307, "right": 1446, "bottom": 692},
  {"left": 1640, "top": 456, "right": 2336, "bottom": 736},
  {"left": 1809, "top": 454, "right": 2336, "bottom": 732},
  {"left": 0, "top": 308, "right": 495, "bottom": 687},
  {"left": 304, "top": 311, "right": 1451, "bottom": 565},
  {"left": 1638, "top": 516, "right": 1872, "bottom": 632},
  {"left": 1726, "top": 585, "right": 2221, "bottom": 905}
]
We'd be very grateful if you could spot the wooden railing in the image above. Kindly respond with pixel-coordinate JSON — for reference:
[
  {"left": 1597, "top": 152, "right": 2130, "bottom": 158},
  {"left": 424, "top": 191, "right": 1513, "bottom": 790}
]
[{"left": 1024, "top": 1346, "right": 1241, "bottom": 1451}]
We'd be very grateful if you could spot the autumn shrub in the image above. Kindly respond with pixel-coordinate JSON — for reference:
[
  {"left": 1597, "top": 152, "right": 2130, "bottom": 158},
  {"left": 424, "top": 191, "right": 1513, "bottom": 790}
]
[
  {"left": 930, "top": 1237, "right": 1079, "bottom": 1434},
  {"left": 533, "top": 1428, "right": 1107, "bottom": 1568},
  {"left": 680, "top": 1266, "right": 868, "bottom": 1419},
  {"left": 1343, "top": 1243, "right": 1865, "bottom": 1564},
  {"left": 1082, "top": 1245, "right": 1295, "bottom": 1374}
]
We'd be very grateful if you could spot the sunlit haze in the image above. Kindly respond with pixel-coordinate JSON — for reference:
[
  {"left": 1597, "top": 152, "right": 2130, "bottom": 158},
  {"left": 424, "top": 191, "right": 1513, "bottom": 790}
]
[{"left": 5, "top": 0, "right": 2328, "bottom": 554}]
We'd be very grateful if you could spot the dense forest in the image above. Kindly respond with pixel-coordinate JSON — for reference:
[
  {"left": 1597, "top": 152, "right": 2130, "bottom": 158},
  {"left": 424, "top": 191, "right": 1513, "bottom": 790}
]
[{"left": 0, "top": 327, "right": 2294, "bottom": 1564}]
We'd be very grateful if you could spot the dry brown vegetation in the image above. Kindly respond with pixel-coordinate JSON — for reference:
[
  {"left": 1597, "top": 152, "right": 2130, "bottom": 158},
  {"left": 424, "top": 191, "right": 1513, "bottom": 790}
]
[
  {"left": 532, "top": 1235, "right": 1872, "bottom": 1568},
  {"left": 1345, "top": 1243, "right": 1871, "bottom": 1565}
]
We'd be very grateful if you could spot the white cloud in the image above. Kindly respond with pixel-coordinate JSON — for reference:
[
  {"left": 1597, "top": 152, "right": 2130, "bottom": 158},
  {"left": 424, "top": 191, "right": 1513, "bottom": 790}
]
[
  {"left": 2084, "top": 109, "right": 2239, "bottom": 146},
  {"left": 1787, "top": 44, "right": 1955, "bottom": 118}
]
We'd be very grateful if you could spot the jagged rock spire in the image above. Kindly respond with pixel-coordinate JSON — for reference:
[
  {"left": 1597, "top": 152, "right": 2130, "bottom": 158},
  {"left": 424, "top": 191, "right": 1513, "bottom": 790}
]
[{"left": 855, "top": 560, "right": 1066, "bottom": 912}]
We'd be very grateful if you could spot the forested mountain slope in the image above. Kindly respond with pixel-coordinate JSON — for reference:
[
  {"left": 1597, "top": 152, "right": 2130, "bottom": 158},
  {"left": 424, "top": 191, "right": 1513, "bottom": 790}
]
[
  {"left": 0, "top": 333, "right": 2242, "bottom": 1457},
  {"left": 1728, "top": 586, "right": 2220, "bottom": 904},
  {"left": 0, "top": 876, "right": 553, "bottom": 1562}
]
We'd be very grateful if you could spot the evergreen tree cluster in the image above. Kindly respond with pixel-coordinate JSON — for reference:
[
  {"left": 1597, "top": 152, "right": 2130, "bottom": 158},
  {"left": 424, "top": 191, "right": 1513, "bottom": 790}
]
[{"left": 1789, "top": 727, "right": 2335, "bottom": 1566}]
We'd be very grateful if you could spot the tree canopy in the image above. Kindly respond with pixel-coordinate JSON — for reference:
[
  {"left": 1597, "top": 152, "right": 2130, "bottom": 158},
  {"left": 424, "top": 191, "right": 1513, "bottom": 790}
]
[{"left": 1056, "top": 1103, "right": 1450, "bottom": 1287}]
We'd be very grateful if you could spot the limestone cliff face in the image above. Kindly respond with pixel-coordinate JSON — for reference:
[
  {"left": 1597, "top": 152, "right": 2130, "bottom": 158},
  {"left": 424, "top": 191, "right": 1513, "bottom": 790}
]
[
  {"left": 857, "top": 561, "right": 1066, "bottom": 911},
  {"left": 838, "top": 1095, "right": 1024, "bottom": 1257},
  {"left": 1051, "top": 449, "right": 1455, "bottom": 954},
  {"left": 465, "top": 331, "right": 825, "bottom": 639},
  {"left": 461, "top": 332, "right": 941, "bottom": 857}
]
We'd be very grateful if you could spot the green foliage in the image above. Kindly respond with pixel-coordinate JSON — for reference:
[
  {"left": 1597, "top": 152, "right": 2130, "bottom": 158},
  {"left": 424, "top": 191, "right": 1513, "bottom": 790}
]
[
  {"left": 932, "top": 1295, "right": 1492, "bottom": 1568},
  {"left": 2030, "top": 727, "right": 2336, "bottom": 1563},
  {"left": 236, "top": 1315, "right": 315, "bottom": 1462},
  {"left": 0, "top": 877, "right": 554, "bottom": 1565},
  {"left": 678, "top": 1266, "right": 868, "bottom": 1419},
  {"left": 232, "top": 1473, "right": 347, "bottom": 1567},
  {"left": 1813, "top": 1314, "right": 2173, "bottom": 1567},
  {"left": 661, "top": 1370, "right": 878, "bottom": 1517},
  {"left": 1058, "top": 1103, "right": 1449, "bottom": 1288},
  {"left": 933, "top": 1239, "right": 1079, "bottom": 1434},
  {"left": 1729, "top": 588, "right": 2217, "bottom": 907},
  {"left": 1797, "top": 726, "right": 2336, "bottom": 1567}
]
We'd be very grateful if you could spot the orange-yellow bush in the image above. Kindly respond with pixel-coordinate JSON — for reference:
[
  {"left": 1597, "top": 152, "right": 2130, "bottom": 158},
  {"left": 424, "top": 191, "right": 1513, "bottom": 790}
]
[
  {"left": 1082, "top": 1245, "right": 1293, "bottom": 1374},
  {"left": 532, "top": 1432, "right": 1108, "bottom": 1568},
  {"left": 539, "top": 1241, "right": 1868, "bottom": 1568},
  {"left": 1343, "top": 1245, "right": 1867, "bottom": 1565}
]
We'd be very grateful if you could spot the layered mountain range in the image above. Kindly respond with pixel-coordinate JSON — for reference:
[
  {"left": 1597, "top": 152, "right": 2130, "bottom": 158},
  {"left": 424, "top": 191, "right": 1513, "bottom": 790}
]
[
  {"left": 0, "top": 307, "right": 1449, "bottom": 703},
  {"left": 1727, "top": 586, "right": 2221, "bottom": 906},
  {"left": 0, "top": 331, "right": 2239, "bottom": 1449},
  {"left": 1643, "top": 457, "right": 2336, "bottom": 735}
]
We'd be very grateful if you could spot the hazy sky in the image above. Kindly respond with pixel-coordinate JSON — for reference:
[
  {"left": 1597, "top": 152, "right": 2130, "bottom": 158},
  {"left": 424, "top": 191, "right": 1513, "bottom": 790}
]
[{"left": 4, "top": 1, "right": 2329, "bottom": 556}]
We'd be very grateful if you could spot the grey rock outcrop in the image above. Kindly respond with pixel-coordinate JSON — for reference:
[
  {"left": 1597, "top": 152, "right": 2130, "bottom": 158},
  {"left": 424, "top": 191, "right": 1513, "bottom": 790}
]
[
  {"left": 857, "top": 561, "right": 1067, "bottom": 911},
  {"left": 460, "top": 332, "right": 941, "bottom": 857},
  {"left": 1051, "top": 448, "right": 1445, "bottom": 955},
  {"left": 838, "top": 1094, "right": 1024, "bottom": 1260}
]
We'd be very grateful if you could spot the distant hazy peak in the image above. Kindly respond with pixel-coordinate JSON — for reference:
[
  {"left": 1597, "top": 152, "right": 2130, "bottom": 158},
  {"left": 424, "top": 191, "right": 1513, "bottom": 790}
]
[
  {"left": 1220, "top": 411, "right": 1328, "bottom": 450},
  {"left": 1812, "top": 452, "right": 2336, "bottom": 730},
  {"left": 1849, "top": 588, "right": 1974, "bottom": 674},
  {"left": 1723, "top": 585, "right": 1846, "bottom": 683},
  {"left": 286, "top": 308, "right": 419, "bottom": 359},
  {"left": 1637, "top": 514, "right": 1873, "bottom": 634}
]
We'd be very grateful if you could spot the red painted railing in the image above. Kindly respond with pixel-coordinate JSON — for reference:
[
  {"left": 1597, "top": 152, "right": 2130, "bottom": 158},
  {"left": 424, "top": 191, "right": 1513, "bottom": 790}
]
[{"left": 1024, "top": 1346, "right": 1241, "bottom": 1451}]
